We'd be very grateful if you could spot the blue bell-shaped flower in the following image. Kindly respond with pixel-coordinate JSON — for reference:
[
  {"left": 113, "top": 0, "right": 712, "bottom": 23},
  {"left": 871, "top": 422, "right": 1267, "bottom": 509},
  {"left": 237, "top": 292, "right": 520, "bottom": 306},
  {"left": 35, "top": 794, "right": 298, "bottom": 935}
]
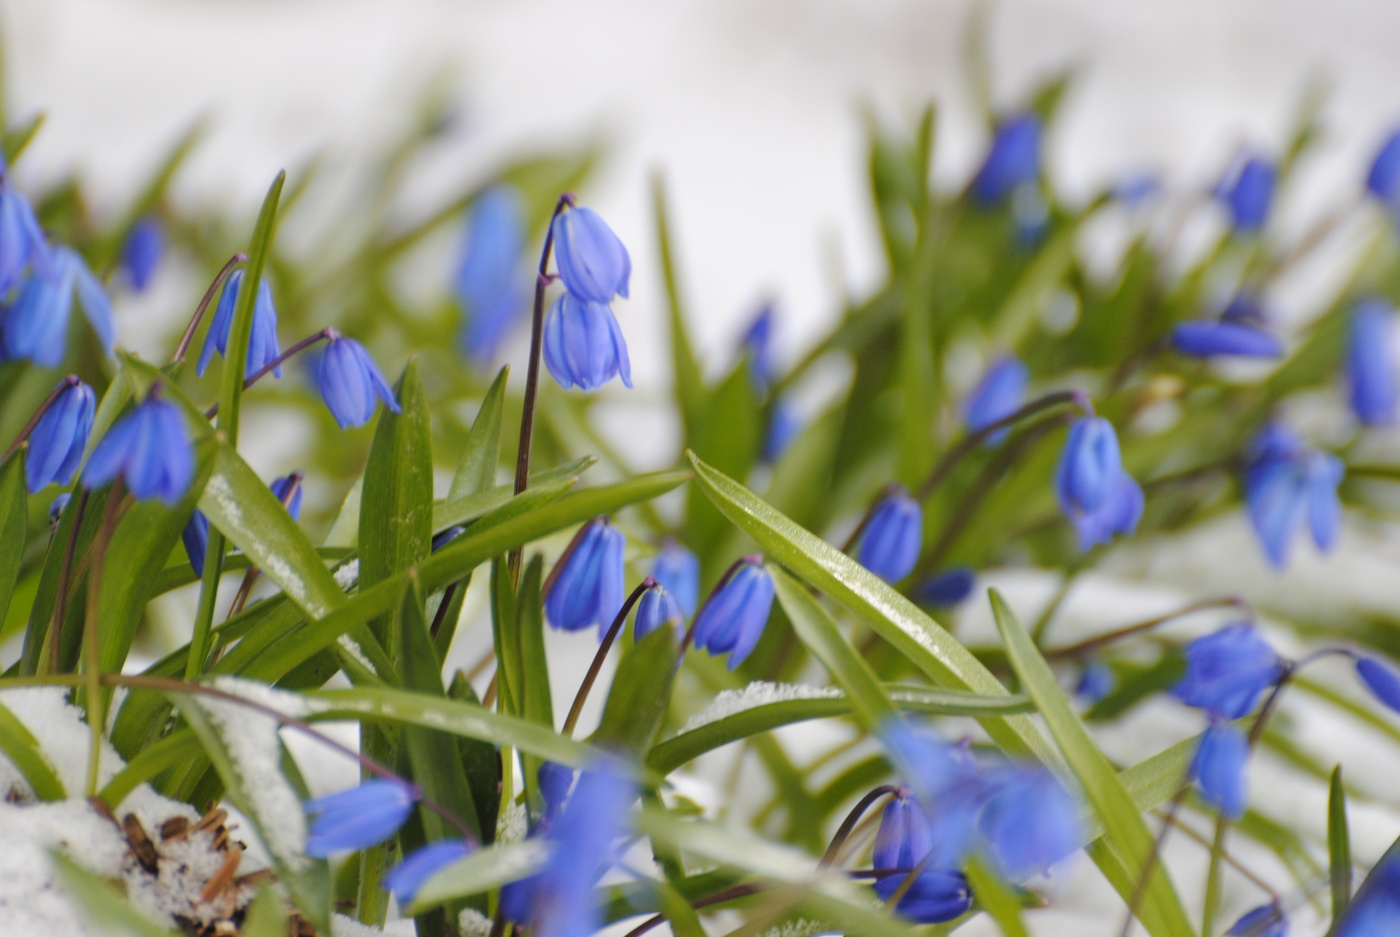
[
  {"left": 542, "top": 292, "right": 632, "bottom": 391},
  {"left": 917, "top": 567, "right": 976, "bottom": 607},
  {"left": 1334, "top": 844, "right": 1400, "bottom": 936},
  {"left": 544, "top": 518, "right": 625, "bottom": 634},
  {"left": 1215, "top": 154, "right": 1276, "bottom": 233},
  {"left": 650, "top": 540, "right": 699, "bottom": 617},
  {"left": 1070, "top": 471, "right": 1144, "bottom": 550},
  {"left": 886, "top": 868, "right": 974, "bottom": 924},
  {"left": 1346, "top": 298, "right": 1397, "bottom": 426},
  {"left": 634, "top": 583, "right": 684, "bottom": 642},
  {"left": 551, "top": 206, "right": 631, "bottom": 305},
  {"left": 1172, "top": 320, "right": 1284, "bottom": 358},
  {"left": 3, "top": 246, "right": 114, "bottom": 367},
  {"left": 762, "top": 395, "right": 802, "bottom": 464},
  {"left": 197, "top": 269, "right": 282, "bottom": 379},
  {"left": 1055, "top": 417, "right": 1122, "bottom": 515},
  {"left": 978, "top": 764, "right": 1082, "bottom": 879},
  {"left": 857, "top": 487, "right": 923, "bottom": 583},
  {"left": 82, "top": 393, "right": 194, "bottom": 506},
  {"left": 121, "top": 217, "right": 164, "bottom": 292},
  {"left": 1226, "top": 903, "right": 1288, "bottom": 937},
  {"left": 741, "top": 304, "right": 776, "bottom": 391},
  {"left": 0, "top": 171, "right": 51, "bottom": 295},
  {"left": 456, "top": 186, "right": 527, "bottom": 365},
  {"left": 1172, "top": 622, "right": 1283, "bottom": 719},
  {"left": 872, "top": 793, "right": 935, "bottom": 879},
  {"left": 383, "top": 839, "right": 473, "bottom": 904},
  {"left": 1356, "top": 657, "right": 1400, "bottom": 714},
  {"left": 1368, "top": 128, "right": 1400, "bottom": 205},
  {"left": 965, "top": 356, "right": 1028, "bottom": 441},
  {"left": 315, "top": 334, "right": 401, "bottom": 429},
  {"left": 691, "top": 557, "right": 775, "bottom": 670},
  {"left": 182, "top": 510, "right": 210, "bottom": 578},
  {"left": 25, "top": 377, "right": 94, "bottom": 493},
  {"left": 304, "top": 778, "right": 419, "bottom": 857},
  {"left": 971, "top": 113, "right": 1043, "bottom": 206},
  {"left": 1192, "top": 720, "right": 1250, "bottom": 819},
  {"left": 1243, "top": 423, "right": 1343, "bottom": 568}
]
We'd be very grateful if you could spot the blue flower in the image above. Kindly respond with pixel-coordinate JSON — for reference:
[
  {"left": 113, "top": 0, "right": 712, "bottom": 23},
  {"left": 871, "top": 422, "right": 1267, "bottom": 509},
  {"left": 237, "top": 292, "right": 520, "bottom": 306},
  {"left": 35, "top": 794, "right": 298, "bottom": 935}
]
[
  {"left": 315, "top": 334, "right": 401, "bottom": 429},
  {"left": 691, "top": 557, "right": 775, "bottom": 670},
  {"left": 1244, "top": 423, "right": 1343, "bottom": 568},
  {"left": 650, "top": 540, "right": 699, "bottom": 617},
  {"left": 872, "top": 793, "right": 935, "bottom": 876},
  {"left": 1356, "top": 657, "right": 1400, "bottom": 714},
  {"left": 1070, "top": 471, "right": 1144, "bottom": 550},
  {"left": 857, "top": 487, "right": 923, "bottom": 583},
  {"left": 1172, "top": 321, "right": 1283, "bottom": 358},
  {"left": 876, "top": 720, "right": 980, "bottom": 864},
  {"left": 978, "top": 765, "right": 1082, "bottom": 879},
  {"left": 1215, "top": 155, "right": 1276, "bottom": 233},
  {"left": 1055, "top": 417, "right": 1143, "bottom": 549},
  {"left": 552, "top": 206, "right": 630, "bottom": 306},
  {"left": 917, "top": 567, "right": 976, "bottom": 607},
  {"left": 3, "top": 246, "right": 114, "bottom": 367},
  {"left": 537, "top": 762, "right": 575, "bottom": 821},
  {"left": 965, "top": 357, "right": 1028, "bottom": 442},
  {"left": 742, "top": 305, "right": 776, "bottom": 391},
  {"left": 121, "top": 217, "right": 163, "bottom": 292},
  {"left": 763, "top": 395, "right": 802, "bottom": 463},
  {"left": 634, "top": 583, "right": 684, "bottom": 642},
  {"left": 82, "top": 394, "right": 194, "bottom": 506},
  {"left": 1112, "top": 174, "right": 1162, "bottom": 206},
  {"left": 1347, "top": 299, "right": 1397, "bottom": 426},
  {"left": 456, "top": 186, "right": 527, "bottom": 365},
  {"left": 971, "top": 114, "right": 1042, "bottom": 206},
  {"left": 48, "top": 493, "right": 70, "bottom": 526},
  {"left": 1335, "top": 847, "right": 1400, "bottom": 936},
  {"left": 383, "top": 840, "right": 472, "bottom": 905},
  {"left": 182, "top": 510, "right": 210, "bottom": 577},
  {"left": 196, "top": 269, "right": 282, "bottom": 379},
  {"left": 885, "top": 868, "right": 974, "bottom": 924},
  {"left": 1192, "top": 721, "right": 1249, "bottom": 819},
  {"left": 1368, "top": 129, "right": 1400, "bottom": 205},
  {"left": 25, "top": 378, "right": 94, "bottom": 493},
  {"left": 544, "top": 518, "right": 625, "bottom": 634},
  {"left": 1172, "top": 623, "right": 1283, "bottom": 719},
  {"left": 0, "top": 173, "right": 51, "bottom": 295},
  {"left": 529, "top": 761, "right": 634, "bottom": 937},
  {"left": 1221, "top": 294, "right": 1268, "bottom": 325},
  {"left": 1227, "top": 903, "right": 1288, "bottom": 937},
  {"left": 269, "top": 472, "right": 304, "bottom": 520},
  {"left": 542, "top": 293, "right": 632, "bottom": 391},
  {"left": 304, "top": 778, "right": 418, "bottom": 857},
  {"left": 1075, "top": 660, "right": 1117, "bottom": 704}
]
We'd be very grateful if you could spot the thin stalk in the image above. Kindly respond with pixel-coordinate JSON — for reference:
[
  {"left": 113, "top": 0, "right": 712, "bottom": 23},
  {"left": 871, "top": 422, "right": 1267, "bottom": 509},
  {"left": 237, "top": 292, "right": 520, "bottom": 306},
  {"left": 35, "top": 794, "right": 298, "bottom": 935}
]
[
  {"left": 203, "top": 327, "right": 334, "bottom": 419},
  {"left": 1047, "top": 597, "right": 1249, "bottom": 660},
  {"left": 1150, "top": 805, "right": 1280, "bottom": 899},
  {"left": 620, "top": 884, "right": 762, "bottom": 937},
  {"left": 838, "top": 483, "right": 901, "bottom": 554},
  {"left": 509, "top": 193, "right": 574, "bottom": 584},
  {"left": 47, "top": 490, "right": 90, "bottom": 675},
  {"left": 1118, "top": 786, "right": 1189, "bottom": 937},
  {"left": 2, "top": 374, "right": 80, "bottom": 464},
  {"left": 171, "top": 253, "right": 246, "bottom": 365},
  {"left": 560, "top": 579, "right": 653, "bottom": 737},
  {"left": 1028, "top": 562, "right": 1085, "bottom": 646},
  {"left": 84, "top": 480, "right": 127, "bottom": 797},
  {"left": 541, "top": 519, "right": 598, "bottom": 599},
  {"left": 818, "top": 785, "right": 901, "bottom": 868}
]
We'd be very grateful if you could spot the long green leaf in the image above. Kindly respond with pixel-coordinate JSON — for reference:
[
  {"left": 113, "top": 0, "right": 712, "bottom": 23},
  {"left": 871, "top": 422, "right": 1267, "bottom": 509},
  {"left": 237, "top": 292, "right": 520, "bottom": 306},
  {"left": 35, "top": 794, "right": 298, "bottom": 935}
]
[
  {"left": 0, "top": 456, "right": 27, "bottom": 628},
  {"left": 593, "top": 623, "right": 681, "bottom": 756},
  {"left": 651, "top": 172, "right": 706, "bottom": 431},
  {"left": 990, "top": 590, "right": 1195, "bottom": 937},
  {"left": 685, "top": 369, "right": 760, "bottom": 567},
  {"left": 0, "top": 698, "right": 64, "bottom": 800},
  {"left": 409, "top": 839, "right": 548, "bottom": 912},
  {"left": 1329, "top": 765, "right": 1352, "bottom": 923},
  {"left": 450, "top": 365, "right": 509, "bottom": 499}
]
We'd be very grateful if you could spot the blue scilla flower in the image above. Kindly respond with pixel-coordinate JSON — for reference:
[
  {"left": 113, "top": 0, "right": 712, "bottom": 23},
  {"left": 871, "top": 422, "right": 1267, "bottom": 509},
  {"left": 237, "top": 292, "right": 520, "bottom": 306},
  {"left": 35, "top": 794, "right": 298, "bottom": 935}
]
[
  {"left": 1070, "top": 470, "right": 1144, "bottom": 550},
  {"left": 1356, "top": 657, "right": 1400, "bottom": 714},
  {"left": 857, "top": 487, "right": 923, "bottom": 583},
  {"left": 25, "top": 378, "right": 94, "bottom": 493},
  {"left": 1173, "top": 623, "right": 1283, "bottom": 719},
  {"left": 456, "top": 186, "right": 527, "bottom": 365},
  {"left": 1172, "top": 321, "right": 1284, "bottom": 358},
  {"left": 48, "top": 493, "right": 70, "bottom": 526},
  {"left": 965, "top": 357, "right": 1028, "bottom": 442},
  {"left": 383, "top": 839, "right": 472, "bottom": 905},
  {"left": 83, "top": 393, "right": 194, "bottom": 506},
  {"left": 551, "top": 206, "right": 631, "bottom": 305},
  {"left": 304, "top": 778, "right": 418, "bottom": 857},
  {"left": 971, "top": 113, "right": 1042, "bottom": 206},
  {"left": 1368, "top": 129, "right": 1400, "bottom": 205},
  {"left": 121, "top": 217, "right": 163, "bottom": 292},
  {"left": 182, "top": 510, "right": 210, "bottom": 577},
  {"left": 691, "top": 557, "right": 775, "bottom": 670},
  {"left": 1335, "top": 846, "right": 1400, "bottom": 936},
  {"left": 884, "top": 868, "right": 974, "bottom": 925},
  {"left": 0, "top": 171, "right": 51, "bottom": 295},
  {"left": 634, "top": 583, "right": 684, "bottom": 642},
  {"left": 1347, "top": 298, "right": 1397, "bottom": 426},
  {"left": 872, "top": 793, "right": 934, "bottom": 878},
  {"left": 1215, "top": 155, "right": 1276, "bottom": 233},
  {"left": 1227, "top": 903, "right": 1288, "bottom": 937},
  {"left": 1112, "top": 173, "right": 1162, "bottom": 207},
  {"left": 1075, "top": 659, "right": 1117, "bottom": 704},
  {"left": 269, "top": 472, "right": 304, "bottom": 520},
  {"left": 876, "top": 720, "right": 981, "bottom": 865},
  {"left": 650, "top": 540, "right": 699, "bottom": 617},
  {"left": 542, "top": 292, "right": 632, "bottom": 391},
  {"left": 545, "top": 518, "right": 625, "bottom": 634},
  {"left": 918, "top": 566, "right": 976, "bottom": 607},
  {"left": 315, "top": 334, "right": 401, "bottom": 429},
  {"left": 197, "top": 269, "right": 281, "bottom": 379},
  {"left": 529, "top": 761, "right": 634, "bottom": 937},
  {"left": 1221, "top": 293, "right": 1268, "bottom": 325},
  {"left": 538, "top": 762, "right": 575, "bottom": 823},
  {"left": 742, "top": 305, "right": 776, "bottom": 391},
  {"left": 1244, "top": 423, "right": 1343, "bottom": 568},
  {"left": 1192, "top": 721, "right": 1249, "bottom": 819},
  {"left": 1055, "top": 417, "right": 1122, "bottom": 515},
  {"left": 4, "top": 246, "right": 114, "bottom": 367},
  {"left": 763, "top": 395, "right": 802, "bottom": 463},
  {"left": 978, "top": 765, "right": 1082, "bottom": 879}
]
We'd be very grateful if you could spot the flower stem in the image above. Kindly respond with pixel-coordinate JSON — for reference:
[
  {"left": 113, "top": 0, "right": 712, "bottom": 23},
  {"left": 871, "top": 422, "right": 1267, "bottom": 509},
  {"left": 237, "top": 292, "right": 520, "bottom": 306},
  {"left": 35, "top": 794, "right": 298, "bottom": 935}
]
[
  {"left": 46, "top": 490, "right": 88, "bottom": 676},
  {"left": 561, "top": 578, "right": 654, "bottom": 737},
  {"left": 203, "top": 328, "right": 335, "bottom": 419},
  {"left": 2, "top": 374, "right": 80, "bottom": 465},
  {"left": 171, "top": 253, "right": 246, "bottom": 365},
  {"left": 818, "top": 785, "right": 901, "bottom": 868},
  {"left": 84, "top": 479, "right": 128, "bottom": 797},
  {"left": 1046, "top": 596, "right": 1250, "bottom": 660},
  {"left": 509, "top": 193, "right": 574, "bottom": 584}
]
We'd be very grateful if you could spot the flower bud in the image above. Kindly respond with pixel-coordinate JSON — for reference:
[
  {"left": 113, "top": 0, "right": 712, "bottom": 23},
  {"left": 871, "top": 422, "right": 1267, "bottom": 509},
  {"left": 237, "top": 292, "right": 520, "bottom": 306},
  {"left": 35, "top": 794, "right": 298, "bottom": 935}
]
[
  {"left": 544, "top": 518, "right": 625, "bottom": 635},
  {"left": 971, "top": 114, "right": 1042, "bottom": 206},
  {"left": 691, "top": 558, "right": 775, "bottom": 670},
  {"left": 542, "top": 292, "right": 632, "bottom": 391},
  {"left": 964, "top": 357, "right": 1028, "bottom": 442},
  {"left": 857, "top": 487, "right": 923, "bottom": 583},
  {"left": 650, "top": 540, "right": 699, "bottom": 617},
  {"left": 304, "top": 778, "right": 418, "bottom": 856},
  {"left": 1215, "top": 154, "right": 1275, "bottom": 233},
  {"left": 83, "top": 394, "right": 194, "bottom": 506},
  {"left": 25, "top": 378, "right": 94, "bottom": 493},
  {"left": 551, "top": 206, "right": 631, "bottom": 305},
  {"left": 633, "top": 583, "right": 684, "bottom": 642},
  {"left": 1347, "top": 298, "right": 1398, "bottom": 426},
  {"left": 384, "top": 840, "right": 472, "bottom": 904},
  {"left": 1192, "top": 721, "right": 1249, "bottom": 819},
  {"left": 197, "top": 269, "right": 282, "bottom": 380},
  {"left": 315, "top": 335, "right": 401, "bottom": 429}
]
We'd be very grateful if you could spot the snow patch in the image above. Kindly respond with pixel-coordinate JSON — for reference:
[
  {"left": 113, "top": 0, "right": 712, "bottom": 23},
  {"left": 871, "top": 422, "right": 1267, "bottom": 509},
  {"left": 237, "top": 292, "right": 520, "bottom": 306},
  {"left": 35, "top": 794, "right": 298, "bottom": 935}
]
[{"left": 458, "top": 908, "right": 494, "bottom": 937}]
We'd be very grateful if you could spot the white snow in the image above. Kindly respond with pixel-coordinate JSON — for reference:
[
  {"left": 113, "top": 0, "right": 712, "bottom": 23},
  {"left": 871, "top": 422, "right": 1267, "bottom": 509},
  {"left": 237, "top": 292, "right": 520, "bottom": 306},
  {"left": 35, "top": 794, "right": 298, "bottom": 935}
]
[
  {"left": 676, "top": 681, "right": 842, "bottom": 736},
  {"left": 458, "top": 908, "right": 494, "bottom": 937}
]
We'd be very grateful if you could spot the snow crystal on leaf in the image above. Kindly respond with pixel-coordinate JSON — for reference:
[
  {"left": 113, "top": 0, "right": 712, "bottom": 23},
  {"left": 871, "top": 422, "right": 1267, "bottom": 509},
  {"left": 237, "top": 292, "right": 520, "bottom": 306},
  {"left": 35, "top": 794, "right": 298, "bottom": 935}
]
[{"left": 676, "top": 681, "right": 842, "bottom": 736}]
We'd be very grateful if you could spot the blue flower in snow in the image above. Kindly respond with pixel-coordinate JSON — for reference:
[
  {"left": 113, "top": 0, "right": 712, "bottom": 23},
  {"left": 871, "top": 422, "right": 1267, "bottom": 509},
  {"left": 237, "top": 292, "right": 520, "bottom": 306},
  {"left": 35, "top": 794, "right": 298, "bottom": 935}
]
[
  {"left": 650, "top": 540, "right": 699, "bottom": 617},
  {"left": 304, "top": 778, "right": 418, "bottom": 857},
  {"left": 633, "top": 583, "right": 684, "bottom": 642},
  {"left": 1243, "top": 422, "right": 1343, "bottom": 568},
  {"left": 456, "top": 186, "right": 527, "bottom": 365},
  {"left": 1347, "top": 298, "right": 1397, "bottom": 426},
  {"left": 971, "top": 114, "right": 1042, "bottom": 206},
  {"left": 691, "top": 557, "right": 775, "bottom": 670},
  {"left": 83, "top": 393, "right": 194, "bottom": 506},
  {"left": 551, "top": 206, "right": 631, "bottom": 305},
  {"left": 965, "top": 357, "right": 1028, "bottom": 442},
  {"left": 542, "top": 292, "right": 632, "bottom": 391},
  {"left": 383, "top": 840, "right": 473, "bottom": 904},
  {"left": 315, "top": 334, "right": 401, "bottom": 429},
  {"left": 3, "top": 246, "right": 113, "bottom": 367},
  {"left": 545, "top": 518, "right": 625, "bottom": 635},
  {"left": 197, "top": 269, "right": 282, "bottom": 379},
  {"left": 857, "top": 487, "right": 923, "bottom": 583},
  {"left": 0, "top": 171, "right": 51, "bottom": 295},
  {"left": 121, "top": 217, "right": 163, "bottom": 292},
  {"left": 25, "top": 378, "right": 94, "bottom": 493},
  {"left": 1192, "top": 721, "right": 1250, "bottom": 819},
  {"left": 1172, "top": 622, "right": 1283, "bottom": 719},
  {"left": 1215, "top": 155, "right": 1276, "bottom": 233}
]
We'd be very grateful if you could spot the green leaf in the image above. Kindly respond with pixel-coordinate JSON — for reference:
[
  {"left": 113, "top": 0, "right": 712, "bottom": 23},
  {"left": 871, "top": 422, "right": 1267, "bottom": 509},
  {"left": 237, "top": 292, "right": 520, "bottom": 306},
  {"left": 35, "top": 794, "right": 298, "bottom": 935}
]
[
  {"left": 166, "top": 690, "right": 331, "bottom": 932},
  {"left": 592, "top": 623, "right": 681, "bottom": 756},
  {"left": 647, "top": 683, "right": 1033, "bottom": 776},
  {"left": 450, "top": 365, "right": 508, "bottom": 499},
  {"left": 896, "top": 207, "right": 938, "bottom": 485},
  {"left": 432, "top": 457, "right": 591, "bottom": 533},
  {"left": 965, "top": 856, "right": 1031, "bottom": 937},
  {"left": 0, "top": 698, "right": 64, "bottom": 800},
  {"left": 99, "top": 729, "right": 204, "bottom": 807},
  {"left": 2, "top": 112, "right": 46, "bottom": 167},
  {"left": 770, "top": 565, "right": 895, "bottom": 731},
  {"left": 0, "top": 454, "right": 29, "bottom": 628},
  {"left": 52, "top": 852, "right": 181, "bottom": 937},
  {"left": 240, "top": 888, "right": 289, "bottom": 937},
  {"left": 685, "top": 368, "right": 761, "bottom": 567},
  {"left": 408, "top": 839, "right": 548, "bottom": 912},
  {"left": 990, "top": 589, "right": 1195, "bottom": 937},
  {"left": 515, "top": 557, "right": 554, "bottom": 802},
  {"left": 1329, "top": 764, "right": 1352, "bottom": 923},
  {"left": 651, "top": 172, "right": 706, "bottom": 432},
  {"left": 489, "top": 558, "right": 521, "bottom": 718},
  {"left": 684, "top": 451, "right": 1047, "bottom": 760}
]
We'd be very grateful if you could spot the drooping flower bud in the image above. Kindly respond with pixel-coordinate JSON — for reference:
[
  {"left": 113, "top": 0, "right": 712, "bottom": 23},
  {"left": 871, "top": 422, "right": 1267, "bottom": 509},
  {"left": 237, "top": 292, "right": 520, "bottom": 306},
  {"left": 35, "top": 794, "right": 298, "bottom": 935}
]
[
  {"left": 633, "top": 583, "right": 684, "bottom": 642},
  {"left": 1356, "top": 657, "right": 1400, "bottom": 714},
  {"left": 304, "top": 778, "right": 418, "bottom": 856},
  {"left": 315, "top": 334, "right": 401, "bottom": 429},
  {"left": 551, "top": 206, "right": 631, "bottom": 305},
  {"left": 857, "top": 487, "right": 923, "bottom": 583},
  {"left": 542, "top": 292, "right": 632, "bottom": 391},
  {"left": 383, "top": 840, "right": 473, "bottom": 905},
  {"left": 197, "top": 269, "right": 282, "bottom": 380},
  {"left": 3, "top": 246, "right": 114, "bottom": 367},
  {"left": 25, "top": 378, "right": 94, "bottom": 493},
  {"left": 1192, "top": 720, "right": 1249, "bottom": 819},
  {"left": 544, "top": 518, "right": 625, "bottom": 635},
  {"left": 121, "top": 216, "right": 164, "bottom": 292},
  {"left": 1055, "top": 417, "right": 1122, "bottom": 515},
  {"left": 1226, "top": 903, "right": 1288, "bottom": 937},
  {"left": 917, "top": 567, "right": 976, "bottom": 607},
  {"left": 1215, "top": 154, "right": 1276, "bottom": 233},
  {"left": 1172, "top": 623, "right": 1283, "bottom": 719},
  {"left": 1346, "top": 298, "right": 1398, "bottom": 426},
  {"left": 1367, "top": 128, "right": 1400, "bottom": 205},
  {"left": 0, "top": 173, "right": 51, "bottom": 295},
  {"left": 971, "top": 113, "right": 1042, "bottom": 206},
  {"left": 1243, "top": 422, "right": 1343, "bottom": 568},
  {"left": 691, "top": 557, "right": 775, "bottom": 670},
  {"left": 1172, "top": 320, "right": 1283, "bottom": 358},
  {"left": 964, "top": 357, "right": 1028, "bottom": 442},
  {"left": 650, "top": 540, "right": 699, "bottom": 617},
  {"left": 83, "top": 393, "right": 194, "bottom": 506},
  {"left": 456, "top": 186, "right": 527, "bottom": 365}
]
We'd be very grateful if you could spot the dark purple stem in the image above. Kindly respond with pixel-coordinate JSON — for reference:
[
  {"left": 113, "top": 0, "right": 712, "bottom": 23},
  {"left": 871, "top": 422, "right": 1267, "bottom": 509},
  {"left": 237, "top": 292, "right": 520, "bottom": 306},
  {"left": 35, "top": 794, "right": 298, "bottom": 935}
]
[
  {"left": 171, "top": 253, "right": 247, "bottom": 365},
  {"left": 3, "top": 374, "right": 80, "bottom": 464},
  {"left": 561, "top": 578, "right": 655, "bottom": 737},
  {"left": 203, "top": 328, "right": 335, "bottom": 419}
]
